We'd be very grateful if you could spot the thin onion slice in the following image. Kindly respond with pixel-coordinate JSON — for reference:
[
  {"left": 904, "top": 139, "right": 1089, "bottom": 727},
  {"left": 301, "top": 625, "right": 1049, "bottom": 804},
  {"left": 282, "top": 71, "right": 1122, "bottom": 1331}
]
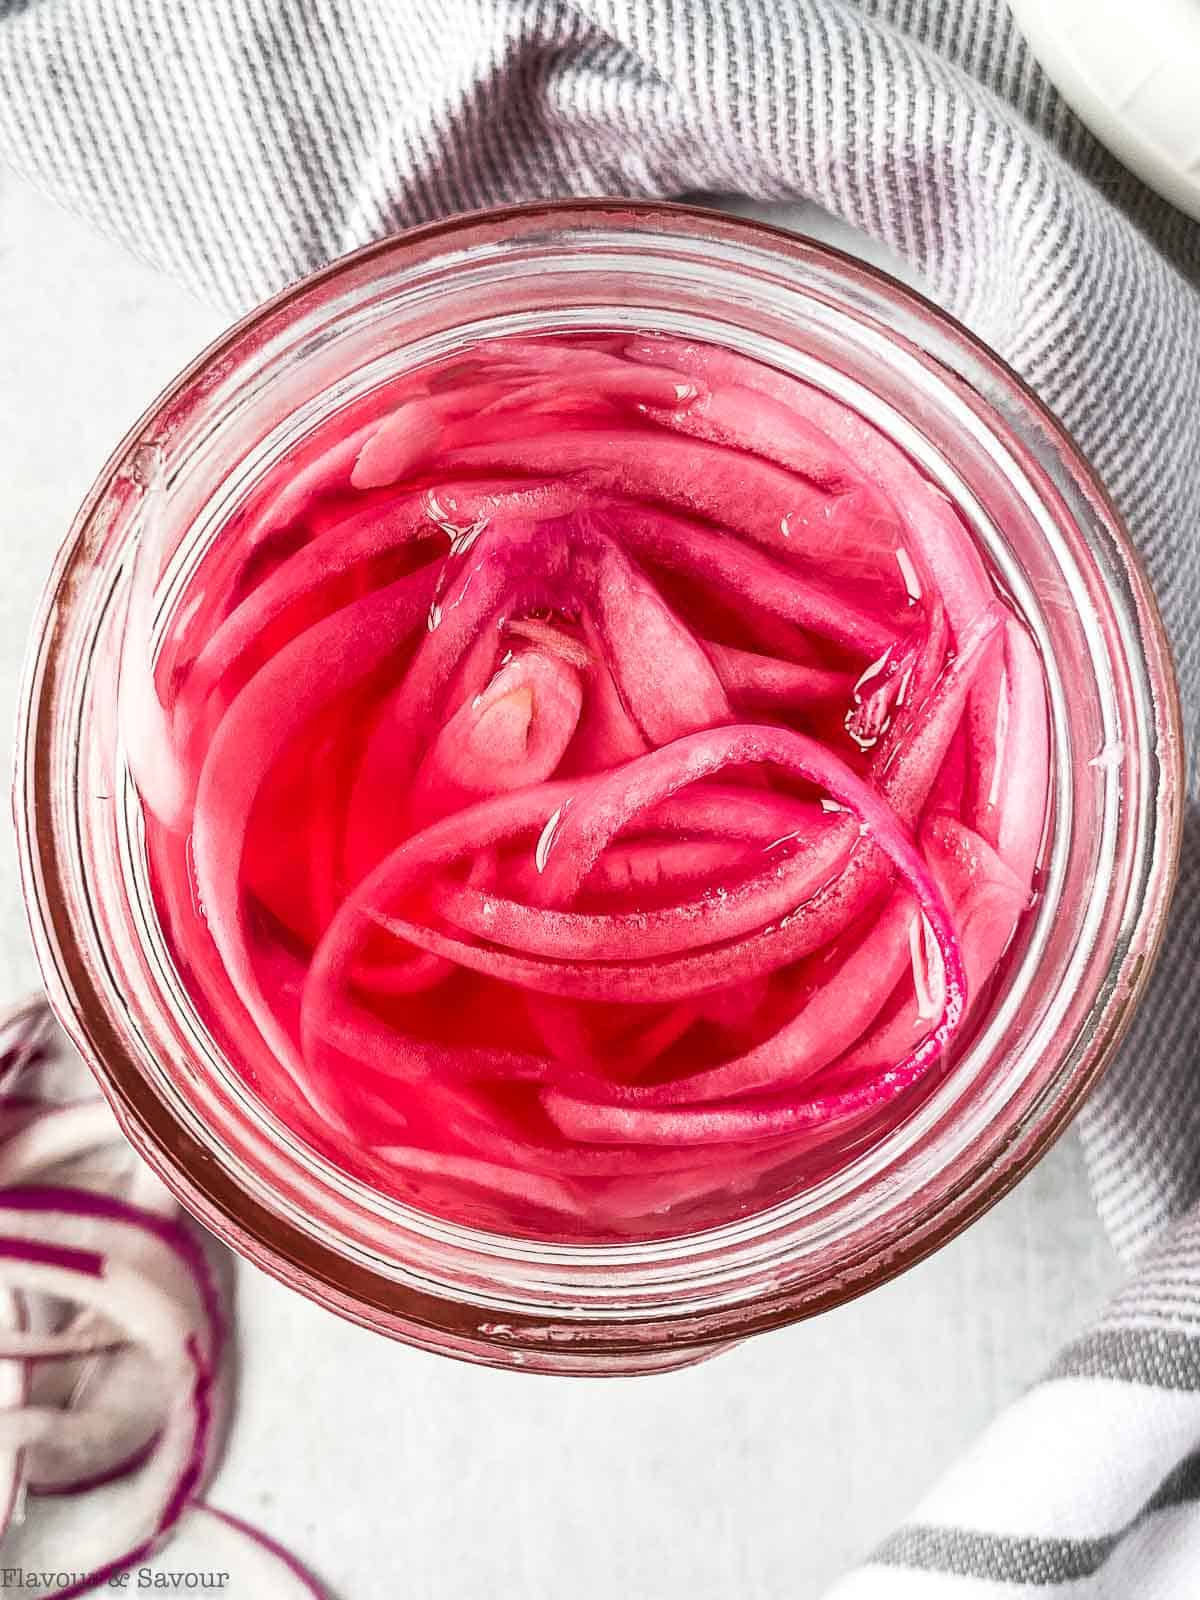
[
  {"left": 0, "top": 1231, "right": 215, "bottom": 1598},
  {"left": 0, "top": 1101, "right": 122, "bottom": 1188},
  {"left": 431, "top": 818, "right": 849, "bottom": 962},
  {"left": 154, "top": 1504, "right": 330, "bottom": 1597},
  {"left": 132, "top": 333, "right": 1049, "bottom": 1244},
  {"left": 0, "top": 1000, "right": 333, "bottom": 1594},
  {"left": 0, "top": 1283, "right": 30, "bottom": 1541}
]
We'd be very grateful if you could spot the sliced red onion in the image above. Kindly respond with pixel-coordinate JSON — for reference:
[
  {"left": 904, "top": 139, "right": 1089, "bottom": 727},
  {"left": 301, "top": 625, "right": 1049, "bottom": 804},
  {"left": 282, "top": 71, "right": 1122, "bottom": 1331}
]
[
  {"left": 585, "top": 891, "right": 921, "bottom": 1107},
  {"left": 352, "top": 361, "right": 696, "bottom": 490},
  {"left": 589, "top": 536, "right": 732, "bottom": 742},
  {"left": 0, "top": 1190, "right": 224, "bottom": 1368},
  {"left": 562, "top": 837, "right": 754, "bottom": 903},
  {"left": 411, "top": 645, "right": 584, "bottom": 824},
  {"left": 525, "top": 992, "right": 699, "bottom": 1077},
  {"left": 0, "top": 1231, "right": 214, "bottom": 1598},
  {"left": 0, "top": 1283, "right": 31, "bottom": 1542},
  {"left": 132, "top": 334, "right": 1048, "bottom": 1243},
  {"left": 0, "top": 1325, "right": 126, "bottom": 1361},
  {"left": 980, "top": 619, "right": 1050, "bottom": 889},
  {"left": 0, "top": 1101, "right": 122, "bottom": 1187},
  {"left": 438, "top": 429, "right": 878, "bottom": 592},
  {"left": 192, "top": 573, "right": 433, "bottom": 1079},
  {"left": 24, "top": 1341, "right": 168, "bottom": 1497},
  {"left": 567, "top": 634, "right": 650, "bottom": 771},
  {"left": 158, "top": 1504, "right": 330, "bottom": 1597},
  {"left": 371, "top": 1145, "right": 587, "bottom": 1220},
  {"left": 829, "top": 816, "right": 1029, "bottom": 1078},
  {"left": 0, "top": 998, "right": 58, "bottom": 1092},
  {"left": 639, "top": 371, "right": 856, "bottom": 490},
  {"left": 0, "top": 1000, "right": 331, "bottom": 1594},
  {"left": 611, "top": 500, "right": 899, "bottom": 656},
  {"left": 179, "top": 489, "right": 444, "bottom": 732},
  {"left": 706, "top": 641, "right": 852, "bottom": 710},
  {"left": 623, "top": 336, "right": 995, "bottom": 638},
  {"left": 430, "top": 820, "right": 850, "bottom": 961},
  {"left": 874, "top": 603, "right": 1004, "bottom": 827}
]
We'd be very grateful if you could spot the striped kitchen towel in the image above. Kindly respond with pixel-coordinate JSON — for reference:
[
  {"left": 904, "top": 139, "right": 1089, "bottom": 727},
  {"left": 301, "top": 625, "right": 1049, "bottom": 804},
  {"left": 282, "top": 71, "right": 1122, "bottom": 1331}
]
[
  {"left": 826, "top": 1207, "right": 1200, "bottom": 1596},
  {"left": 1, "top": 0, "right": 1199, "bottom": 1590}
]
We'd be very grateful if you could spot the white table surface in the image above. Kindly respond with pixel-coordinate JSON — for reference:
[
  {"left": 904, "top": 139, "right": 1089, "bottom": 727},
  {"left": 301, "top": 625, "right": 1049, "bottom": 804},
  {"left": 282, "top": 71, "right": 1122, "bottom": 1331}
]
[{"left": 0, "top": 167, "right": 1123, "bottom": 1598}]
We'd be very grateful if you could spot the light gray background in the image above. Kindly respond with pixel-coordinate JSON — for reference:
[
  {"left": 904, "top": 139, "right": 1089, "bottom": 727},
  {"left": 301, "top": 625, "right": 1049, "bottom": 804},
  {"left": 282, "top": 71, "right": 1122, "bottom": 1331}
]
[{"left": 0, "top": 169, "right": 1123, "bottom": 1597}]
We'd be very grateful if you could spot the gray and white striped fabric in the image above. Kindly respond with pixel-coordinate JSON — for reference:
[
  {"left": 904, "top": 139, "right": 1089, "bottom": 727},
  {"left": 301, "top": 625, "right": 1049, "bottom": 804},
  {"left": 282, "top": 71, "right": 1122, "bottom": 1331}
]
[
  {"left": 2, "top": 0, "right": 1199, "bottom": 1590},
  {"left": 827, "top": 1209, "right": 1200, "bottom": 1597}
]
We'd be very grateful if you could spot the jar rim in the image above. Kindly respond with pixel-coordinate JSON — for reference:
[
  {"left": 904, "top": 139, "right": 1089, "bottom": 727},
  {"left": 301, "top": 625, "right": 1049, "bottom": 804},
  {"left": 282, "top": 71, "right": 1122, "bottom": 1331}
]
[{"left": 15, "top": 200, "right": 1184, "bottom": 1371}]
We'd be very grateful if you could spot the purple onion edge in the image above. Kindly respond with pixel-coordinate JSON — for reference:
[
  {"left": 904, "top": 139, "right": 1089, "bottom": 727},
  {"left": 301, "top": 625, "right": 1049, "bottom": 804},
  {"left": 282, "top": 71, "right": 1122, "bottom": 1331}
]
[
  {"left": 0, "top": 1186, "right": 228, "bottom": 1363},
  {"left": 28, "top": 1426, "right": 162, "bottom": 1498},
  {"left": 202, "top": 1503, "right": 332, "bottom": 1597},
  {"left": 48, "top": 1333, "right": 217, "bottom": 1600}
]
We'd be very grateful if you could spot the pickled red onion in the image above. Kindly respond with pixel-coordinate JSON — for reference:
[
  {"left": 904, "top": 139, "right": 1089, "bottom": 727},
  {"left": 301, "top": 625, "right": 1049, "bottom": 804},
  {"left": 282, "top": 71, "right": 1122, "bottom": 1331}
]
[{"left": 134, "top": 330, "right": 1049, "bottom": 1240}]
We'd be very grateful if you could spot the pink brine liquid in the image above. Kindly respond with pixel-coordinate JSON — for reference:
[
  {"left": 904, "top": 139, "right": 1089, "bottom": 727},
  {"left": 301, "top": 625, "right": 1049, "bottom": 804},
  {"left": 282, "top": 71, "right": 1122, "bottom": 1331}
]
[{"left": 135, "top": 331, "right": 1050, "bottom": 1241}]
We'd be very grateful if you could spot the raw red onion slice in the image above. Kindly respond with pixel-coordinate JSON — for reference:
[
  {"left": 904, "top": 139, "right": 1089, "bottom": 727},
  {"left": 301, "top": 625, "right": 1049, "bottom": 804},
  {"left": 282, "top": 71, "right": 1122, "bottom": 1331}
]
[
  {"left": 0, "top": 1322, "right": 125, "bottom": 1362},
  {"left": 0, "top": 1101, "right": 121, "bottom": 1188},
  {"left": 16, "top": 1352, "right": 167, "bottom": 1497},
  {"left": 0, "top": 997, "right": 58, "bottom": 1091},
  {"left": 0, "top": 1001, "right": 333, "bottom": 1593},
  {"left": 0, "top": 1232, "right": 214, "bottom": 1598},
  {"left": 0, "top": 1283, "right": 30, "bottom": 1542},
  {"left": 159, "top": 1504, "right": 330, "bottom": 1597},
  {"left": 0, "top": 1191, "right": 223, "bottom": 1368}
]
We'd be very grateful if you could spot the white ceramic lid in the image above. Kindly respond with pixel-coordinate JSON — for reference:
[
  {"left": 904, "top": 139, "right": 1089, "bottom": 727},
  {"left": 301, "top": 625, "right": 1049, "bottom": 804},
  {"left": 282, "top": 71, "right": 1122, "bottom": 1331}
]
[{"left": 1010, "top": 0, "right": 1200, "bottom": 221}]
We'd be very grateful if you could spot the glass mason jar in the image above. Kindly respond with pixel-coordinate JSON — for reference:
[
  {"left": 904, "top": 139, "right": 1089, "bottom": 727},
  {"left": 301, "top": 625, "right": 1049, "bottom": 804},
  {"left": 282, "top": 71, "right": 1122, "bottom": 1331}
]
[{"left": 15, "top": 202, "right": 1182, "bottom": 1375}]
